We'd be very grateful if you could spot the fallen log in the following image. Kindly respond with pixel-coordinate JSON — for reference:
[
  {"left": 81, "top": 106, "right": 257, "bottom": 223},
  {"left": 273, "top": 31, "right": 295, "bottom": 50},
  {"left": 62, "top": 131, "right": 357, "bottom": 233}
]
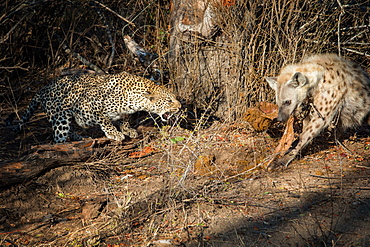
[{"left": 0, "top": 139, "right": 136, "bottom": 188}]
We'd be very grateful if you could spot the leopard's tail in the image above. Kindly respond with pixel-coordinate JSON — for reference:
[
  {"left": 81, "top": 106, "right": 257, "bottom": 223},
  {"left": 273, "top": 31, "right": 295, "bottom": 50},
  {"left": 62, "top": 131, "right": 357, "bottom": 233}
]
[{"left": 17, "top": 92, "right": 41, "bottom": 130}]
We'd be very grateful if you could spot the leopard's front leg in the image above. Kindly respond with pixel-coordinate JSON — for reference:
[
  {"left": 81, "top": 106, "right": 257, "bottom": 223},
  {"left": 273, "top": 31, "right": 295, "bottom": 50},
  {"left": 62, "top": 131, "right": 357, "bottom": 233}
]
[
  {"left": 97, "top": 114, "right": 127, "bottom": 141},
  {"left": 120, "top": 121, "right": 138, "bottom": 139}
]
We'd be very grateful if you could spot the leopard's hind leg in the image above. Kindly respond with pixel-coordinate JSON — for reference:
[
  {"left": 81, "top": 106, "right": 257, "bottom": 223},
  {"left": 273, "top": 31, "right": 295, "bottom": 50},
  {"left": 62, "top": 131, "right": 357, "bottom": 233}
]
[{"left": 51, "top": 111, "right": 81, "bottom": 142}]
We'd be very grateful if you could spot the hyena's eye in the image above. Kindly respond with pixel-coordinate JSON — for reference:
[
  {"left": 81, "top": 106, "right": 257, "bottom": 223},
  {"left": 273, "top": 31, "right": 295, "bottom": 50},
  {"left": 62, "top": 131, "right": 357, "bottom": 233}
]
[{"left": 283, "top": 100, "right": 291, "bottom": 106}]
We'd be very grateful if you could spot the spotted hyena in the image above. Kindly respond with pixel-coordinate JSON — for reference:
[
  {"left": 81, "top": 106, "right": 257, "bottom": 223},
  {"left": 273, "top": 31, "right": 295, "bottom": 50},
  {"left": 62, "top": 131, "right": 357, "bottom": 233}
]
[{"left": 266, "top": 53, "right": 370, "bottom": 167}]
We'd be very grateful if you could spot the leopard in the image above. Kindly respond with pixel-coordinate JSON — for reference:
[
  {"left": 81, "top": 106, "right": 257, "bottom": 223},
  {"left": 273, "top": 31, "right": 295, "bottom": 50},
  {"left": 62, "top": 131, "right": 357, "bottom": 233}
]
[{"left": 19, "top": 71, "right": 181, "bottom": 143}]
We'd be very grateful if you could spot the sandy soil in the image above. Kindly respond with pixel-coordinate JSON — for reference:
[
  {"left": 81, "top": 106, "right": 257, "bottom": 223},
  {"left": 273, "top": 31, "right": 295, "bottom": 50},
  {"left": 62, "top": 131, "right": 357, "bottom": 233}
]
[{"left": 0, "top": 105, "right": 370, "bottom": 247}]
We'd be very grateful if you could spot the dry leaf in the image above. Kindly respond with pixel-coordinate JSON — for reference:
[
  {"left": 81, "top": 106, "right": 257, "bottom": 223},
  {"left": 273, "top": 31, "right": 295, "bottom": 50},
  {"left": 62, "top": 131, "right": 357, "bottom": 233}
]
[
  {"left": 128, "top": 146, "right": 154, "bottom": 158},
  {"left": 264, "top": 115, "right": 295, "bottom": 168},
  {"left": 243, "top": 102, "right": 278, "bottom": 132},
  {"left": 273, "top": 115, "right": 295, "bottom": 155},
  {"left": 258, "top": 102, "right": 278, "bottom": 120}
]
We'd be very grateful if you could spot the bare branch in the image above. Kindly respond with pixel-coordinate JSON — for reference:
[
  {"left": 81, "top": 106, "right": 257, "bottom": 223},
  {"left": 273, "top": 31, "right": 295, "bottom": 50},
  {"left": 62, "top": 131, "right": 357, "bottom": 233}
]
[
  {"left": 347, "top": 29, "right": 369, "bottom": 43},
  {"left": 90, "top": 0, "right": 135, "bottom": 27},
  {"left": 91, "top": 2, "right": 116, "bottom": 68},
  {"left": 0, "top": 15, "right": 28, "bottom": 44},
  {"left": 336, "top": 0, "right": 345, "bottom": 56},
  {"left": 341, "top": 48, "right": 370, "bottom": 58},
  {"left": 55, "top": 34, "right": 105, "bottom": 74},
  {"left": 0, "top": 66, "right": 29, "bottom": 71}
]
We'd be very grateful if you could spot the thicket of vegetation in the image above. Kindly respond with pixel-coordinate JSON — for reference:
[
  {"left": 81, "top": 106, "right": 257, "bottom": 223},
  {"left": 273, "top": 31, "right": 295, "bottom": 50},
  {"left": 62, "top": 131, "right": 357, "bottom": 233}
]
[{"left": 1, "top": 0, "right": 369, "bottom": 122}]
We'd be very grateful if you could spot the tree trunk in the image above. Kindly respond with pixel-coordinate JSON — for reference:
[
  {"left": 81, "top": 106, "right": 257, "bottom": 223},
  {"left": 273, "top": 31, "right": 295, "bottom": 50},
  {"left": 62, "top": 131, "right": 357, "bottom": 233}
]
[{"left": 169, "top": 0, "right": 254, "bottom": 121}]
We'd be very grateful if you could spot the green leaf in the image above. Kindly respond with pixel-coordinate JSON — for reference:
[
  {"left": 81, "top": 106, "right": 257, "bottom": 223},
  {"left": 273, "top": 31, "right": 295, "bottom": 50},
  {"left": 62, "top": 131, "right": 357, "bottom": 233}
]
[{"left": 170, "top": 136, "right": 185, "bottom": 144}]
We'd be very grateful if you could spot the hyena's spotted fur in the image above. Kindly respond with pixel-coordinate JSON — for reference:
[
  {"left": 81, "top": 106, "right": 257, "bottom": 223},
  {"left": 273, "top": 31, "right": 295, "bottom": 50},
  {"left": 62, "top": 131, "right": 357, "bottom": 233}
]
[{"left": 266, "top": 54, "right": 370, "bottom": 167}]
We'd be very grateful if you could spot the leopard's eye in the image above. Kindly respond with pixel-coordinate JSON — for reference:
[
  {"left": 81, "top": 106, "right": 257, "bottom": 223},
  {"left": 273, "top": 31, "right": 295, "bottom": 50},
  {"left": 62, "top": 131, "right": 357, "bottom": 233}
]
[{"left": 283, "top": 100, "right": 291, "bottom": 106}]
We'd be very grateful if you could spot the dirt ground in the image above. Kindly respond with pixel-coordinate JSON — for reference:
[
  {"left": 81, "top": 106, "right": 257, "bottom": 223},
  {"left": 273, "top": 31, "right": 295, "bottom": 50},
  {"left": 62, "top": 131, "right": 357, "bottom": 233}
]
[{"left": 0, "top": 103, "right": 370, "bottom": 247}]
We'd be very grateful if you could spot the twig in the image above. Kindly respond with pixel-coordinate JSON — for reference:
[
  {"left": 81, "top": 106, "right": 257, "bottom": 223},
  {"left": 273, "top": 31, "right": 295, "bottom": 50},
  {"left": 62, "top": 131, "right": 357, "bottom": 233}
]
[
  {"left": 0, "top": 14, "right": 28, "bottom": 44},
  {"left": 347, "top": 29, "right": 369, "bottom": 42},
  {"left": 336, "top": 0, "right": 345, "bottom": 56},
  {"left": 355, "top": 165, "right": 370, "bottom": 170},
  {"left": 341, "top": 48, "right": 370, "bottom": 58},
  {"left": 310, "top": 174, "right": 370, "bottom": 179},
  {"left": 298, "top": 14, "right": 319, "bottom": 33},
  {"left": 90, "top": 0, "right": 135, "bottom": 27},
  {"left": 304, "top": 39, "right": 370, "bottom": 46},
  {"left": 340, "top": 25, "right": 370, "bottom": 31},
  {"left": 121, "top": 2, "right": 155, "bottom": 36},
  {"left": 221, "top": 161, "right": 265, "bottom": 182},
  {"left": 0, "top": 66, "right": 28, "bottom": 71},
  {"left": 310, "top": 103, "right": 324, "bottom": 120},
  {"left": 55, "top": 34, "right": 105, "bottom": 74},
  {"left": 335, "top": 138, "right": 353, "bottom": 155},
  {"left": 91, "top": 1, "right": 115, "bottom": 68},
  {"left": 340, "top": 42, "right": 370, "bottom": 45}
]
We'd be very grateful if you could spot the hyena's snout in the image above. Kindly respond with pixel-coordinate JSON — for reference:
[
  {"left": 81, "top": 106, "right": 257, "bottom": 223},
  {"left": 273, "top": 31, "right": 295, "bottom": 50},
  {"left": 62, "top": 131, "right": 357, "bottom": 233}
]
[{"left": 277, "top": 107, "right": 291, "bottom": 123}]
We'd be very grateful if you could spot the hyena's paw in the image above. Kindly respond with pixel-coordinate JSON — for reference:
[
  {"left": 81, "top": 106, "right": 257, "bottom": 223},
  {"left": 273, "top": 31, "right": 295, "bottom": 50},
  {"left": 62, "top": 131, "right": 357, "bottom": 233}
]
[{"left": 268, "top": 154, "right": 295, "bottom": 171}]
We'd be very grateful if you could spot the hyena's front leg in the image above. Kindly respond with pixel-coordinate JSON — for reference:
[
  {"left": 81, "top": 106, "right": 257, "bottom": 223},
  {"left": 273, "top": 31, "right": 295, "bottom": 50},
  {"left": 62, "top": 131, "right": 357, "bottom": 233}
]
[{"left": 274, "top": 115, "right": 327, "bottom": 167}]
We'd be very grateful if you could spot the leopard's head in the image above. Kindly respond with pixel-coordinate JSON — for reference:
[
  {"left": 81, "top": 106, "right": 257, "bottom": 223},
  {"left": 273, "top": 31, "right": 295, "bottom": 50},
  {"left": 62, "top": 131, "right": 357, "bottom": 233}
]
[{"left": 144, "top": 87, "right": 181, "bottom": 121}]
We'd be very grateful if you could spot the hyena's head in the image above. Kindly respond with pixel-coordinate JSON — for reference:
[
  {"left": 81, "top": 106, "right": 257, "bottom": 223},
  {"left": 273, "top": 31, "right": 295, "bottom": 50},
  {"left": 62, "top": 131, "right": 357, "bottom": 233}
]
[{"left": 266, "top": 72, "right": 310, "bottom": 122}]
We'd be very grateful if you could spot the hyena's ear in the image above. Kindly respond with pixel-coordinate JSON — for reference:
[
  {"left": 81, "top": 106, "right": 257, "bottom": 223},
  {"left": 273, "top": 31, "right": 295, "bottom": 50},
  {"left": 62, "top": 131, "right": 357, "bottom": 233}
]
[
  {"left": 290, "top": 72, "right": 307, "bottom": 88},
  {"left": 265, "top": 77, "right": 278, "bottom": 91}
]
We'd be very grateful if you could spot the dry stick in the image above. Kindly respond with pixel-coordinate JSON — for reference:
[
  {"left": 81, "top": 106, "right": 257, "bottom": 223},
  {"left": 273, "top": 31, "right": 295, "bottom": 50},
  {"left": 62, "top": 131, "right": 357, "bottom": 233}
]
[
  {"left": 0, "top": 1, "right": 28, "bottom": 23},
  {"left": 346, "top": 28, "right": 369, "bottom": 43},
  {"left": 121, "top": 1, "right": 155, "bottom": 36},
  {"left": 355, "top": 165, "right": 370, "bottom": 169},
  {"left": 303, "top": 39, "right": 370, "bottom": 58},
  {"left": 340, "top": 25, "right": 370, "bottom": 31},
  {"left": 91, "top": 1, "right": 115, "bottom": 68},
  {"left": 336, "top": 0, "right": 345, "bottom": 56},
  {"left": 90, "top": 0, "right": 135, "bottom": 27},
  {"left": 310, "top": 174, "right": 370, "bottom": 179},
  {"left": 0, "top": 14, "right": 28, "bottom": 44},
  {"left": 304, "top": 39, "right": 370, "bottom": 46},
  {"left": 341, "top": 48, "right": 370, "bottom": 58},
  {"left": 0, "top": 66, "right": 28, "bottom": 71},
  {"left": 55, "top": 34, "right": 105, "bottom": 74}
]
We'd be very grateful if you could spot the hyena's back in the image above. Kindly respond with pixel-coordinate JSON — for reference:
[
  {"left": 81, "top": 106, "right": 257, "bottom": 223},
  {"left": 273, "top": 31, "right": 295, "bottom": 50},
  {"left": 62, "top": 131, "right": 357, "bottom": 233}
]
[{"left": 303, "top": 54, "right": 370, "bottom": 128}]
